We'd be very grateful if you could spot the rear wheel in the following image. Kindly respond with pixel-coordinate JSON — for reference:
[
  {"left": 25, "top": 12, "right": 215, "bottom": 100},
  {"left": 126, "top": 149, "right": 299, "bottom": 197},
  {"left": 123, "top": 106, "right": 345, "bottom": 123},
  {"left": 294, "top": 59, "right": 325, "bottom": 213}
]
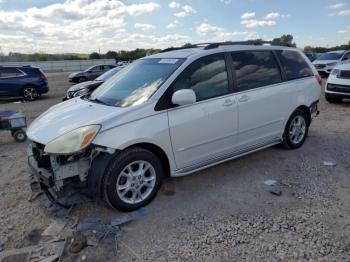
[
  {"left": 22, "top": 86, "right": 39, "bottom": 101},
  {"left": 325, "top": 95, "right": 342, "bottom": 103},
  {"left": 281, "top": 109, "right": 309, "bottom": 149},
  {"left": 103, "top": 147, "right": 163, "bottom": 211}
]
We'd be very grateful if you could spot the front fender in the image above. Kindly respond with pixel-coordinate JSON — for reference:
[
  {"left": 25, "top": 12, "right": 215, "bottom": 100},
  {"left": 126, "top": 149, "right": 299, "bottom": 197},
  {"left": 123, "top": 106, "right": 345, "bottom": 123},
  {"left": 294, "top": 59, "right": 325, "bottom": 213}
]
[{"left": 93, "top": 112, "right": 177, "bottom": 172}]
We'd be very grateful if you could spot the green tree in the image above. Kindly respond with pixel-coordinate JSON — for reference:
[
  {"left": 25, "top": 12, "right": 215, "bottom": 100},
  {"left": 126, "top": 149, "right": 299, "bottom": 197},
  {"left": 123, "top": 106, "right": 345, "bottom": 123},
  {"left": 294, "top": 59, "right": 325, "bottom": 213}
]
[
  {"left": 273, "top": 34, "right": 294, "bottom": 45},
  {"left": 105, "top": 51, "right": 117, "bottom": 59},
  {"left": 89, "top": 52, "right": 101, "bottom": 59}
]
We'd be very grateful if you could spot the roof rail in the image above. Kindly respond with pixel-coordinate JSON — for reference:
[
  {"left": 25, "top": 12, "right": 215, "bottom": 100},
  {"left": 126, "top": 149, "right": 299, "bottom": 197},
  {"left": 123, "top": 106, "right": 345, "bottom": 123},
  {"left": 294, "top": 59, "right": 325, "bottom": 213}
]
[
  {"left": 204, "top": 41, "right": 295, "bottom": 50},
  {"left": 160, "top": 41, "right": 295, "bottom": 53},
  {"left": 160, "top": 43, "right": 212, "bottom": 53}
]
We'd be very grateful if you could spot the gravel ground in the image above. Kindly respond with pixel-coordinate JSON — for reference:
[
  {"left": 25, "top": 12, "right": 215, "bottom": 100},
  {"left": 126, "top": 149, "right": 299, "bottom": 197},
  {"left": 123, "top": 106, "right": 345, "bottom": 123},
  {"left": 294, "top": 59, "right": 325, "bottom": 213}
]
[{"left": 0, "top": 73, "right": 349, "bottom": 261}]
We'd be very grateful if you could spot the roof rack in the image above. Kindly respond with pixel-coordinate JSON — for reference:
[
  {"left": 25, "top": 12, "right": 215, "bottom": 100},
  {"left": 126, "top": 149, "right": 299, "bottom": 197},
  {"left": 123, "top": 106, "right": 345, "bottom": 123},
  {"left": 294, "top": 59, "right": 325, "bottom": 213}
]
[
  {"left": 160, "top": 43, "right": 212, "bottom": 53},
  {"left": 204, "top": 41, "right": 295, "bottom": 49},
  {"left": 161, "top": 41, "right": 295, "bottom": 53}
]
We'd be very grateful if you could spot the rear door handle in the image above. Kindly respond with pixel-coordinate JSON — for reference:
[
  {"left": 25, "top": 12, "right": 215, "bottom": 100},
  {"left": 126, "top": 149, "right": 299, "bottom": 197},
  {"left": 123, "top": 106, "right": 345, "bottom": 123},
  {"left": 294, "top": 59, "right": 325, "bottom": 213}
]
[
  {"left": 222, "top": 98, "right": 234, "bottom": 107},
  {"left": 238, "top": 95, "right": 249, "bottom": 103}
]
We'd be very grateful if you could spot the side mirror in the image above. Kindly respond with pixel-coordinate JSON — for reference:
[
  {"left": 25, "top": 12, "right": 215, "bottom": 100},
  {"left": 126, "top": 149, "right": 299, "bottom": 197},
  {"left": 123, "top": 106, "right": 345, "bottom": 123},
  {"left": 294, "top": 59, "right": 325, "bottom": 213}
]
[{"left": 171, "top": 89, "right": 196, "bottom": 106}]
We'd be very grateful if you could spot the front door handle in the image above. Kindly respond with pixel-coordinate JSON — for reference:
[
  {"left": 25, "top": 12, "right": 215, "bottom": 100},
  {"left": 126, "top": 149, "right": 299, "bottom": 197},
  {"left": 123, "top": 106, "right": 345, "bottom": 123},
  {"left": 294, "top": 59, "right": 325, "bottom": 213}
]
[
  {"left": 238, "top": 95, "right": 249, "bottom": 103},
  {"left": 222, "top": 98, "right": 234, "bottom": 107}
]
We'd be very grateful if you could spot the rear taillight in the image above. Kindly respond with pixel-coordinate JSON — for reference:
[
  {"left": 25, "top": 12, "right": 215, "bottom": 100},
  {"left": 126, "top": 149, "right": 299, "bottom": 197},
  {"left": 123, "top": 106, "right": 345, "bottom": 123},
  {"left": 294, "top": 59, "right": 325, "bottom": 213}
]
[
  {"left": 40, "top": 75, "right": 47, "bottom": 81},
  {"left": 315, "top": 74, "right": 322, "bottom": 87}
]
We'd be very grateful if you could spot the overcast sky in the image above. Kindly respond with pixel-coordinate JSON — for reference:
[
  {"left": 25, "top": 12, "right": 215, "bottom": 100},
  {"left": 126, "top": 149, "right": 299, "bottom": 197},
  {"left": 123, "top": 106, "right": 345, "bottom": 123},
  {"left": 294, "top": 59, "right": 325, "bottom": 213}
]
[{"left": 0, "top": 0, "right": 349, "bottom": 54}]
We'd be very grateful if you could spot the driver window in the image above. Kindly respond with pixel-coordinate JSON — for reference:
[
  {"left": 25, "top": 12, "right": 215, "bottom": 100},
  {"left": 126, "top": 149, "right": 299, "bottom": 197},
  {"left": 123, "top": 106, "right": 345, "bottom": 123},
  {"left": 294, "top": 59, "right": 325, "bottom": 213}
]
[{"left": 172, "top": 54, "right": 229, "bottom": 102}]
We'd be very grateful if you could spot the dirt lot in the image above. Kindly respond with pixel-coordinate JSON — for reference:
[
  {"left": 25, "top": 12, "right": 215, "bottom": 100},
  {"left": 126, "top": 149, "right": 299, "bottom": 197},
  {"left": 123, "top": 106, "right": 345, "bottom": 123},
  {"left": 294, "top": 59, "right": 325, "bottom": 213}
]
[{"left": 0, "top": 73, "right": 349, "bottom": 261}]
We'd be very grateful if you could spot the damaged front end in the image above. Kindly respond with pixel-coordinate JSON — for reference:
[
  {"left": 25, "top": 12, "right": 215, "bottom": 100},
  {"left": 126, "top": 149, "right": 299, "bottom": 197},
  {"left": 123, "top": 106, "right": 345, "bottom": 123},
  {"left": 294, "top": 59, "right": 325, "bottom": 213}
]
[{"left": 28, "top": 141, "right": 114, "bottom": 214}]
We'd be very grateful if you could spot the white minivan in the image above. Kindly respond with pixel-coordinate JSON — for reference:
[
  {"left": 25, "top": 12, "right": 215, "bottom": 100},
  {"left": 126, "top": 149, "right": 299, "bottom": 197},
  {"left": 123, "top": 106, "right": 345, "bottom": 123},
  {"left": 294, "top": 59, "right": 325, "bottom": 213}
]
[{"left": 27, "top": 42, "right": 321, "bottom": 211}]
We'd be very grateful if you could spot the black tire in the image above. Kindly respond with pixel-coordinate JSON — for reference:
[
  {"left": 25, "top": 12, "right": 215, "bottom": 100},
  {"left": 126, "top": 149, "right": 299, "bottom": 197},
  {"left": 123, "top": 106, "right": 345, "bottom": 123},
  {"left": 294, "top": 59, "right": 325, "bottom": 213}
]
[
  {"left": 103, "top": 147, "right": 163, "bottom": 211},
  {"left": 22, "top": 86, "right": 39, "bottom": 101},
  {"left": 78, "top": 76, "right": 87, "bottom": 83},
  {"left": 325, "top": 96, "right": 342, "bottom": 103},
  {"left": 281, "top": 109, "right": 309, "bottom": 149},
  {"left": 13, "top": 130, "right": 27, "bottom": 142}
]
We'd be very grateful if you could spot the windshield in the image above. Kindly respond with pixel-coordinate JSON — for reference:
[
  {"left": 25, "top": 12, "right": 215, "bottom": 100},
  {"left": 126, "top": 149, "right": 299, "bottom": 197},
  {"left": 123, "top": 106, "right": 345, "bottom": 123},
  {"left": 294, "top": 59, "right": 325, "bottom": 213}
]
[
  {"left": 90, "top": 58, "right": 184, "bottom": 107},
  {"left": 96, "top": 67, "right": 123, "bottom": 81},
  {"left": 317, "top": 52, "right": 343, "bottom": 60}
]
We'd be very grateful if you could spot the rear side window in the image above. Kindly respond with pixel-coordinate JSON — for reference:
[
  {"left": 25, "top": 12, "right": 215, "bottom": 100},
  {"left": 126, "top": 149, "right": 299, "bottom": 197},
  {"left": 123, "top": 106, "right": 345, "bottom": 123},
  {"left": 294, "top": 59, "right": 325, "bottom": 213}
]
[
  {"left": 0, "top": 68, "right": 24, "bottom": 78},
  {"left": 172, "top": 54, "right": 229, "bottom": 101},
  {"left": 276, "top": 50, "right": 313, "bottom": 80},
  {"left": 231, "top": 51, "right": 282, "bottom": 91}
]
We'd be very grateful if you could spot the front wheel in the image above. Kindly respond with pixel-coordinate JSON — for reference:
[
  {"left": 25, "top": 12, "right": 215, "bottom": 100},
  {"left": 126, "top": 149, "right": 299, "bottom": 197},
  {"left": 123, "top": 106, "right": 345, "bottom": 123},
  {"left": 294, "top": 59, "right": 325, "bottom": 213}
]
[
  {"left": 281, "top": 109, "right": 309, "bottom": 149},
  {"left": 103, "top": 148, "right": 163, "bottom": 211},
  {"left": 13, "top": 129, "right": 27, "bottom": 142}
]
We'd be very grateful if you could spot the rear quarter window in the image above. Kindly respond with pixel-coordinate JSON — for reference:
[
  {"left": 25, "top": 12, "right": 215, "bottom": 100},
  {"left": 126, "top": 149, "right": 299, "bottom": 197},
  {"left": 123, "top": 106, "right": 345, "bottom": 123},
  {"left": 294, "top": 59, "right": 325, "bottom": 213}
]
[{"left": 276, "top": 50, "right": 313, "bottom": 80}]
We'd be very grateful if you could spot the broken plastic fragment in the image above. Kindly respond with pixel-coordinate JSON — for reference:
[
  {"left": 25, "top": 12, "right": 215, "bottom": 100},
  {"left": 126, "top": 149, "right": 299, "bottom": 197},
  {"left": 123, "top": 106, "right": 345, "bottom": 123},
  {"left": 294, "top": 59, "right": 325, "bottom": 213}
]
[
  {"left": 323, "top": 161, "right": 336, "bottom": 167},
  {"left": 264, "top": 179, "right": 277, "bottom": 186}
]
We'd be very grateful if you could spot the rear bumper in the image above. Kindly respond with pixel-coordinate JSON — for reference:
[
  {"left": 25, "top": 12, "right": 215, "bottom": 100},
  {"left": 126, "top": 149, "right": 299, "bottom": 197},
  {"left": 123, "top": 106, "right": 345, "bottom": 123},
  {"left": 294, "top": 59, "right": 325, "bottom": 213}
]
[{"left": 38, "top": 86, "right": 49, "bottom": 94}]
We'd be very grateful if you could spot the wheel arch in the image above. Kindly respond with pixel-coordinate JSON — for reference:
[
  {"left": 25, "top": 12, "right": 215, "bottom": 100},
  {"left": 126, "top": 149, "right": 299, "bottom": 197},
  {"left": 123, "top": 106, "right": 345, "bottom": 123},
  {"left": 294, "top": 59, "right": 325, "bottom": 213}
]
[
  {"left": 125, "top": 142, "right": 171, "bottom": 178},
  {"left": 88, "top": 142, "right": 171, "bottom": 200},
  {"left": 296, "top": 105, "right": 311, "bottom": 126}
]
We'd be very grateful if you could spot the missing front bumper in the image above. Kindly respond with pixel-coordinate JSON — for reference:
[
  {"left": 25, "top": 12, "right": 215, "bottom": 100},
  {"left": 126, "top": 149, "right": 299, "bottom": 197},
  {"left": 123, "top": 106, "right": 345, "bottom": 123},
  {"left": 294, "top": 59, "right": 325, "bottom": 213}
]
[{"left": 28, "top": 154, "right": 92, "bottom": 215}]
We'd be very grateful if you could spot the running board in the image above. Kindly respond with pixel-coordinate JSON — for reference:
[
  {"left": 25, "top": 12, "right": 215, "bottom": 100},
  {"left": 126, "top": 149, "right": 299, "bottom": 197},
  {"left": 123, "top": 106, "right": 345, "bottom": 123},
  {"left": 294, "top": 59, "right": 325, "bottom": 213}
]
[{"left": 172, "top": 138, "right": 282, "bottom": 177}]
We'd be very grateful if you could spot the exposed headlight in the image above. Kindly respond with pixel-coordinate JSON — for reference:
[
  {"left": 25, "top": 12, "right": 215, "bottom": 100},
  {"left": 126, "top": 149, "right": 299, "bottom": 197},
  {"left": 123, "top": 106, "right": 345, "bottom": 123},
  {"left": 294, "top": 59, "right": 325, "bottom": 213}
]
[
  {"left": 330, "top": 69, "right": 340, "bottom": 76},
  {"left": 44, "top": 125, "right": 101, "bottom": 154},
  {"left": 73, "top": 88, "right": 89, "bottom": 97},
  {"left": 327, "top": 62, "right": 337, "bottom": 67}
]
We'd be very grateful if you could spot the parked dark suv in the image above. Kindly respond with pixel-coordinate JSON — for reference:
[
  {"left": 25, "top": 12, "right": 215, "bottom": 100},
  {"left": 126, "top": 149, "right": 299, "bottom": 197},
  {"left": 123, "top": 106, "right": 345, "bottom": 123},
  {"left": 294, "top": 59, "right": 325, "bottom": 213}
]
[{"left": 0, "top": 66, "right": 49, "bottom": 101}]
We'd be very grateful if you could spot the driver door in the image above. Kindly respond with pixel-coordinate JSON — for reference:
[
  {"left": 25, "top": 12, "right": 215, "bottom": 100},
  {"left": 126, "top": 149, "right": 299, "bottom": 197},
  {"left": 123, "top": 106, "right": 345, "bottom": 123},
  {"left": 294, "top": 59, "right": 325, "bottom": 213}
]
[{"left": 167, "top": 53, "right": 238, "bottom": 170}]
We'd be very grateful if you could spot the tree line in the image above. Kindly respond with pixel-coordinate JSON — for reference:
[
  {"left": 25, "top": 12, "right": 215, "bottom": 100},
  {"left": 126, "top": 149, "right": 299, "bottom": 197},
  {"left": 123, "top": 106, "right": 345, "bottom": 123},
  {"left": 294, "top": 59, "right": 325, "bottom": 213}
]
[{"left": 0, "top": 35, "right": 349, "bottom": 62}]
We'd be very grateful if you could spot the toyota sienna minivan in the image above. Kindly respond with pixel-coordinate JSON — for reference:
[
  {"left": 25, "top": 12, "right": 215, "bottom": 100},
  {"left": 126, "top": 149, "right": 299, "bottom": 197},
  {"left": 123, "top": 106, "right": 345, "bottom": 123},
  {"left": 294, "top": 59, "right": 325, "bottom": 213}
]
[{"left": 27, "top": 42, "right": 321, "bottom": 212}]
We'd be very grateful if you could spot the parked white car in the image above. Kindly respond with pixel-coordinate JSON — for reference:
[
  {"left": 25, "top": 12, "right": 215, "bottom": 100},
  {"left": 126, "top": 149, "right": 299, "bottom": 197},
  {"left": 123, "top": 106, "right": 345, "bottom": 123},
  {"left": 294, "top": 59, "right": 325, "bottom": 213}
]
[
  {"left": 27, "top": 42, "right": 321, "bottom": 211},
  {"left": 312, "top": 50, "right": 350, "bottom": 76},
  {"left": 325, "top": 63, "right": 350, "bottom": 103}
]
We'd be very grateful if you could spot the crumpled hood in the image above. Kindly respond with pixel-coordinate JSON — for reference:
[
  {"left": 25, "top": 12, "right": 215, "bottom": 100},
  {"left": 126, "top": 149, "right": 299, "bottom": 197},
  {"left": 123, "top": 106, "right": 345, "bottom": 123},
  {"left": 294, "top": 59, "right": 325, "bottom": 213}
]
[
  {"left": 27, "top": 98, "right": 122, "bottom": 144},
  {"left": 312, "top": 60, "right": 339, "bottom": 65},
  {"left": 67, "top": 80, "right": 103, "bottom": 92}
]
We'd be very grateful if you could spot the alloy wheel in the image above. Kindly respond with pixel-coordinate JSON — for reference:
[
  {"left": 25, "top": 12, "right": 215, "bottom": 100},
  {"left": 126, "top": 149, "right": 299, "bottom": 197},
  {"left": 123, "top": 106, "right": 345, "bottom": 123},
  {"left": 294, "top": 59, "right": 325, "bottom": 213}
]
[
  {"left": 116, "top": 160, "right": 156, "bottom": 204},
  {"left": 289, "top": 115, "right": 306, "bottom": 144},
  {"left": 23, "top": 87, "right": 38, "bottom": 101}
]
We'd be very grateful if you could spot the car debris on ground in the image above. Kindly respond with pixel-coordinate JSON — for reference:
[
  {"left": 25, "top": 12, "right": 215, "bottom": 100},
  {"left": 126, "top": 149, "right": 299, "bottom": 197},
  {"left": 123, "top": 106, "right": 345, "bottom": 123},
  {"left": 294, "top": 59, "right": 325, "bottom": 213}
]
[
  {"left": 263, "top": 179, "right": 277, "bottom": 186},
  {"left": 323, "top": 161, "right": 336, "bottom": 167},
  {"left": 0, "top": 211, "right": 141, "bottom": 262}
]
